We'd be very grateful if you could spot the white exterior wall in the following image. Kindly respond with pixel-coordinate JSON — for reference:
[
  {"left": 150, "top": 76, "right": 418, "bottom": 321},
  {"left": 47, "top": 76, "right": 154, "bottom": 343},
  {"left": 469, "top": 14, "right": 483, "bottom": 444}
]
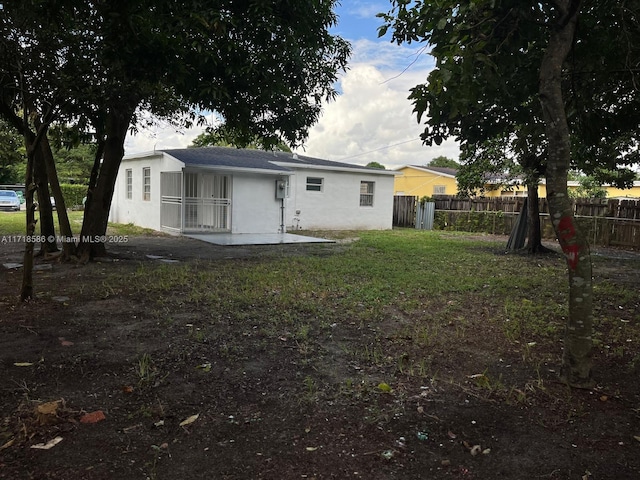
[
  {"left": 230, "top": 173, "right": 286, "bottom": 234},
  {"left": 109, "top": 153, "right": 183, "bottom": 231},
  {"left": 286, "top": 168, "right": 394, "bottom": 230},
  {"left": 110, "top": 153, "right": 395, "bottom": 234}
]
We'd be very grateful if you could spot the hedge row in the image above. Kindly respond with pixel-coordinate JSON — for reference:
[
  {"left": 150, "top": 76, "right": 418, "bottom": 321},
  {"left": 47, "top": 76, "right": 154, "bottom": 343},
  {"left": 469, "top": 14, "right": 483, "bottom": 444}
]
[{"left": 59, "top": 184, "right": 87, "bottom": 209}]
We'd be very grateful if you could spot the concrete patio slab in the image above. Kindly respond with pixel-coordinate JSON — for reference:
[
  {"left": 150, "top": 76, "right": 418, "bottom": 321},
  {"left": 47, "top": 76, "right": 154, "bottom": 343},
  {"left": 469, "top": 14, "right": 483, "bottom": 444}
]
[{"left": 184, "top": 233, "right": 334, "bottom": 246}]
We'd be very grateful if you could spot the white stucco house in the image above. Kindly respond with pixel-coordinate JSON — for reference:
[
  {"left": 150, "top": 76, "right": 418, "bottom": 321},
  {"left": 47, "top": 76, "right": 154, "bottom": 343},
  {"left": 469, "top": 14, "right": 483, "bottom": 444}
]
[{"left": 108, "top": 147, "right": 397, "bottom": 235}]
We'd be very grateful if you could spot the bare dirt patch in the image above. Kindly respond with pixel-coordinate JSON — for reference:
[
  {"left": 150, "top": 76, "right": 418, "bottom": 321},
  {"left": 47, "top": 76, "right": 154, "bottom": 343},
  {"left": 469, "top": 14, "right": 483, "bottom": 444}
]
[{"left": 1, "top": 233, "right": 639, "bottom": 479}]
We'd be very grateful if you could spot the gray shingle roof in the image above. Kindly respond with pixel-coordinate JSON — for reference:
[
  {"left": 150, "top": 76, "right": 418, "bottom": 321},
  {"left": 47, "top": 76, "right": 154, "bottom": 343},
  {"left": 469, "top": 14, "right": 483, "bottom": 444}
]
[
  {"left": 163, "top": 147, "right": 291, "bottom": 172},
  {"left": 162, "top": 147, "right": 389, "bottom": 173}
]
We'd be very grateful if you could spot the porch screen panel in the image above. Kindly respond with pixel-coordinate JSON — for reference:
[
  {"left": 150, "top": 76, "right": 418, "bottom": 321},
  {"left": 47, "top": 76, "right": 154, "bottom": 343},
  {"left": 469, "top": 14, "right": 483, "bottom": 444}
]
[
  {"left": 160, "top": 172, "right": 182, "bottom": 231},
  {"left": 201, "top": 174, "right": 230, "bottom": 231},
  {"left": 184, "top": 172, "right": 199, "bottom": 230}
]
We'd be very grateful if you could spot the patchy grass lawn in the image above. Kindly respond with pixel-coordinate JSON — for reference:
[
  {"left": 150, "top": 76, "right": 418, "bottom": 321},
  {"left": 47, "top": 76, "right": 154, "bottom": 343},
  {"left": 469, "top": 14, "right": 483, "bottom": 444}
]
[
  {"left": 0, "top": 229, "right": 638, "bottom": 479},
  {"left": 0, "top": 210, "right": 157, "bottom": 237}
]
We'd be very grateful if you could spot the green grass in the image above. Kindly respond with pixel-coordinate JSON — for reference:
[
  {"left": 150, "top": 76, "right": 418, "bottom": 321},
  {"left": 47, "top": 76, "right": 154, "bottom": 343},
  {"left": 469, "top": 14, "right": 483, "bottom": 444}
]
[
  {"left": 106, "top": 229, "right": 640, "bottom": 389},
  {"left": 0, "top": 210, "right": 157, "bottom": 236}
]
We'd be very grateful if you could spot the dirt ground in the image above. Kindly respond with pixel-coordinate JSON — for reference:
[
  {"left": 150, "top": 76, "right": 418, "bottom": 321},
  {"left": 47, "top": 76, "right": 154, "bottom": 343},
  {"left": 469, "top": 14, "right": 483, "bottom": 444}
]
[{"left": 0, "top": 233, "right": 639, "bottom": 480}]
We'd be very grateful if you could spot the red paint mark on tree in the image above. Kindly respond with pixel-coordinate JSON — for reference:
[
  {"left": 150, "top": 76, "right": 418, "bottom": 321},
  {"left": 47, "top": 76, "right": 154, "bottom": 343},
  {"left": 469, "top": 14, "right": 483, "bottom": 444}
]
[{"left": 558, "top": 216, "right": 580, "bottom": 270}]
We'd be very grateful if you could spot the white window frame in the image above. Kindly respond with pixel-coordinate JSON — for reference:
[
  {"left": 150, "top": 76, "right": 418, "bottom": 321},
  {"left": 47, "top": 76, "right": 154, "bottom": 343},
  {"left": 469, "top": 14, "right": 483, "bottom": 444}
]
[
  {"left": 433, "top": 185, "right": 446, "bottom": 195},
  {"left": 360, "top": 181, "right": 375, "bottom": 207},
  {"left": 126, "top": 169, "right": 132, "bottom": 199},
  {"left": 143, "top": 167, "right": 151, "bottom": 201},
  {"left": 306, "top": 177, "right": 323, "bottom": 192}
]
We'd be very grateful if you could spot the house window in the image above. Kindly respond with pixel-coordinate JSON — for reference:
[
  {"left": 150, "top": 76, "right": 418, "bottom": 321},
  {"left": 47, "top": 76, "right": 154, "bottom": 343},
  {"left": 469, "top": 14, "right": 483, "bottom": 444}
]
[
  {"left": 360, "top": 181, "right": 374, "bottom": 206},
  {"left": 126, "top": 169, "right": 132, "bottom": 199},
  {"left": 306, "top": 177, "right": 323, "bottom": 192},
  {"left": 143, "top": 167, "right": 151, "bottom": 201},
  {"left": 433, "top": 185, "right": 446, "bottom": 195}
]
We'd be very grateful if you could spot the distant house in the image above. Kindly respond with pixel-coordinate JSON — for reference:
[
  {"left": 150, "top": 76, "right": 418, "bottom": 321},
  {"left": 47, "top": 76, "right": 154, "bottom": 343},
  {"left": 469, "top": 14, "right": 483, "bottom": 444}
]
[
  {"left": 393, "top": 165, "right": 459, "bottom": 197},
  {"left": 109, "top": 147, "right": 397, "bottom": 234},
  {"left": 393, "top": 165, "right": 640, "bottom": 199}
]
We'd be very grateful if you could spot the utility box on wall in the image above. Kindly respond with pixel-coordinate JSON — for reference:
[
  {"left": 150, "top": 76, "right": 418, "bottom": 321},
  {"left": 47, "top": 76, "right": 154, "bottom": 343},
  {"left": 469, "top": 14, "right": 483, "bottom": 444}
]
[{"left": 275, "top": 179, "right": 287, "bottom": 199}]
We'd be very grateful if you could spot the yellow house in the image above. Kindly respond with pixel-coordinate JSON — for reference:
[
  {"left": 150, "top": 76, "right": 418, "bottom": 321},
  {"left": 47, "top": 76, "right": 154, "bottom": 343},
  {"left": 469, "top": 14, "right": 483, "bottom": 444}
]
[
  {"left": 484, "top": 181, "right": 640, "bottom": 199},
  {"left": 393, "top": 165, "right": 459, "bottom": 196},
  {"left": 394, "top": 165, "right": 640, "bottom": 199}
]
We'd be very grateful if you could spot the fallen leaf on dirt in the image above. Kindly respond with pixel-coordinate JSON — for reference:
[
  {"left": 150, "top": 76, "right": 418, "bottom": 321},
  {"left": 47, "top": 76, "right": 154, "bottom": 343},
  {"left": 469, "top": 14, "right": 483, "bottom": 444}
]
[
  {"left": 417, "top": 406, "right": 424, "bottom": 414},
  {"left": 154, "top": 420, "right": 165, "bottom": 427},
  {"left": 482, "top": 448, "right": 491, "bottom": 455},
  {"left": 377, "top": 382, "right": 392, "bottom": 393},
  {"left": 441, "top": 459, "right": 451, "bottom": 467},
  {"left": 80, "top": 410, "right": 106, "bottom": 424},
  {"left": 447, "top": 431, "right": 457, "bottom": 439},
  {"left": 306, "top": 446, "right": 318, "bottom": 451},
  {"left": 30, "top": 436, "right": 63, "bottom": 450},
  {"left": 37, "top": 400, "right": 61, "bottom": 416},
  {"left": 468, "top": 374, "right": 486, "bottom": 379},
  {"left": 13, "top": 362, "right": 34, "bottom": 367},
  {"left": 634, "top": 435, "right": 640, "bottom": 442},
  {"left": 599, "top": 395, "right": 608, "bottom": 402},
  {"left": 122, "top": 385, "right": 134, "bottom": 394},
  {"left": 470, "top": 445, "right": 482, "bottom": 456},
  {"left": 179, "top": 414, "right": 199, "bottom": 427},
  {"left": 0, "top": 438, "right": 15, "bottom": 451}
]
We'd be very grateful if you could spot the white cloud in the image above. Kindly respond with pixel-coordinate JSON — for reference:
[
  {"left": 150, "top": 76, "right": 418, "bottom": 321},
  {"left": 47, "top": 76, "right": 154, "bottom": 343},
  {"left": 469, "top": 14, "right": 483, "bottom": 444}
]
[
  {"left": 124, "top": 116, "right": 208, "bottom": 155},
  {"left": 296, "top": 40, "right": 459, "bottom": 169},
  {"left": 124, "top": 39, "right": 460, "bottom": 168},
  {"left": 347, "top": 1, "right": 390, "bottom": 20}
]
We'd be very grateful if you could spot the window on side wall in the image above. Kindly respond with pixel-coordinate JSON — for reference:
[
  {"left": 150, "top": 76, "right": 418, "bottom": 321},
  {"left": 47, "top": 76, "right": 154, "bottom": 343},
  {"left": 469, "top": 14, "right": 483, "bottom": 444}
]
[
  {"left": 306, "top": 177, "right": 323, "bottom": 192},
  {"left": 143, "top": 167, "right": 151, "bottom": 201},
  {"left": 360, "top": 181, "right": 374, "bottom": 206},
  {"left": 126, "top": 169, "right": 132, "bottom": 199},
  {"left": 433, "top": 185, "right": 446, "bottom": 195}
]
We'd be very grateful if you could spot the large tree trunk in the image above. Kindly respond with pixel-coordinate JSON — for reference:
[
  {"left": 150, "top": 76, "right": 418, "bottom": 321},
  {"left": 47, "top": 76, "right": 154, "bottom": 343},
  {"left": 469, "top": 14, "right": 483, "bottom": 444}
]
[
  {"left": 77, "top": 102, "right": 136, "bottom": 261},
  {"left": 20, "top": 123, "right": 50, "bottom": 300},
  {"left": 539, "top": 0, "right": 592, "bottom": 386},
  {"left": 32, "top": 135, "right": 58, "bottom": 255},
  {"left": 21, "top": 149, "right": 37, "bottom": 301},
  {"left": 525, "top": 178, "right": 548, "bottom": 253},
  {"left": 39, "top": 134, "right": 76, "bottom": 258}
]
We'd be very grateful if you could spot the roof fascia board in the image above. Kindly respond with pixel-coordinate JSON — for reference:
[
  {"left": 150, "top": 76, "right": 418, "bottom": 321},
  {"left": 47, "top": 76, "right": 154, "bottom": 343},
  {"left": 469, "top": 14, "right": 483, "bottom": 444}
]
[{"left": 273, "top": 162, "right": 398, "bottom": 176}]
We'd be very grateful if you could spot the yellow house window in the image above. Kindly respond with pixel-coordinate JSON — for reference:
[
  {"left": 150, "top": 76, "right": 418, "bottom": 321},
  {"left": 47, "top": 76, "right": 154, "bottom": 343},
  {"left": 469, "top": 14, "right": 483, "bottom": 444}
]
[{"left": 433, "top": 185, "right": 446, "bottom": 195}]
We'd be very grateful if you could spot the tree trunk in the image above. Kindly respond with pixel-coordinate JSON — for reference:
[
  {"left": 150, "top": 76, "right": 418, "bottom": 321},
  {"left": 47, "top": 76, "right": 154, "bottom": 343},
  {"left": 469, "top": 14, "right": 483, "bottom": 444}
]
[
  {"left": 525, "top": 178, "right": 549, "bottom": 253},
  {"left": 20, "top": 124, "right": 50, "bottom": 300},
  {"left": 39, "top": 134, "right": 77, "bottom": 258},
  {"left": 21, "top": 149, "right": 37, "bottom": 301},
  {"left": 33, "top": 137, "right": 58, "bottom": 255},
  {"left": 539, "top": 0, "right": 592, "bottom": 386},
  {"left": 77, "top": 102, "right": 136, "bottom": 261}
]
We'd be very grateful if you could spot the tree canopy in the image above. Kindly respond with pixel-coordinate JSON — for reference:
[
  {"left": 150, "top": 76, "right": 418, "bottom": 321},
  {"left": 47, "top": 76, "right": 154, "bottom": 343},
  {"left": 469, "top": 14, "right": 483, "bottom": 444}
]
[
  {"left": 427, "top": 156, "right": 459, "bottom": 169},
  {"left": 365, "top": 161, "right": 386, "bottom": 170},
  {"left": 190, "top": 125, "right": 292, "bottom": 152}
]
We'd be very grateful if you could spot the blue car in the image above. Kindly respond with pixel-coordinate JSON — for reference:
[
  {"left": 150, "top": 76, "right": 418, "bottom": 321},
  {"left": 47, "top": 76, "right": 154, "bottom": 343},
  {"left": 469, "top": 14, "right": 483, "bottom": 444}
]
[{"left": 0, "top": 190, "right": 21, "bottom": 211}]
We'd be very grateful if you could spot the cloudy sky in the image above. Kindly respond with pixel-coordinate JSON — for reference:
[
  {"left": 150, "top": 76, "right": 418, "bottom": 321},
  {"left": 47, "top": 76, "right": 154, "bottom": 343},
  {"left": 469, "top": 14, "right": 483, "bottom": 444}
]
[{"left": 124, "top": 1, "right": 460, "bottom": 169}]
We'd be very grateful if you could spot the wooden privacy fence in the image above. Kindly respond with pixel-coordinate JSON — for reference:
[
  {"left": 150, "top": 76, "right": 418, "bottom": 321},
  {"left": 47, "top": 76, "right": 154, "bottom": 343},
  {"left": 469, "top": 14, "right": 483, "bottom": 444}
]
[{"left": 393, "top": 195, "right": 640, "bottom": 249}]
